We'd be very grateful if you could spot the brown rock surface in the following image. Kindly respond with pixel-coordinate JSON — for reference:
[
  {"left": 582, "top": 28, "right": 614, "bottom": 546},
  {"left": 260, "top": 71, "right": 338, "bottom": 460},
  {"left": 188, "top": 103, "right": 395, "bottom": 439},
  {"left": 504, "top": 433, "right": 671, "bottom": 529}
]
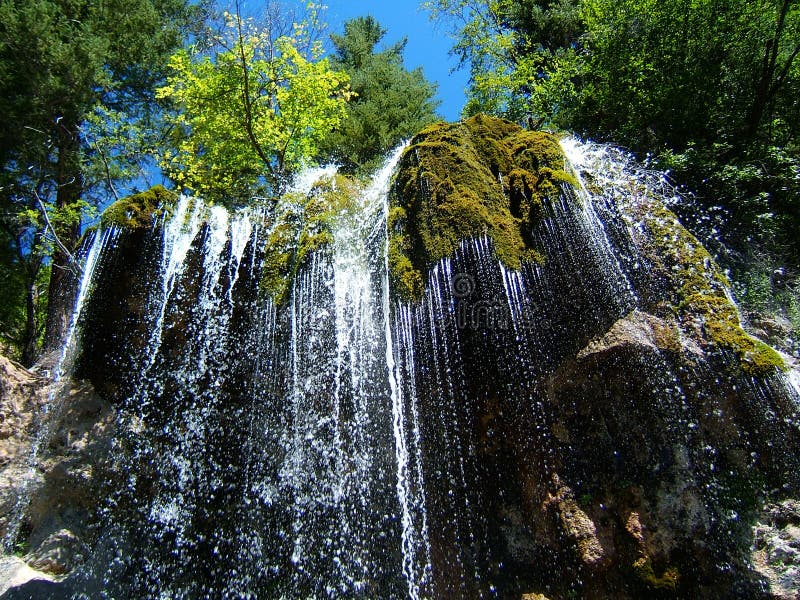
[
  {"left": 0, "top": 556, "right": 54, "bottom": 596},
  {"left": 0, "top": 355, "right": 117, "bottom": 581},
  {"left": 752, "top": 500, "right": 800, "bottom": 599},
  {"left": 0, "top": 355, "right": 46, "bottom": 541}
]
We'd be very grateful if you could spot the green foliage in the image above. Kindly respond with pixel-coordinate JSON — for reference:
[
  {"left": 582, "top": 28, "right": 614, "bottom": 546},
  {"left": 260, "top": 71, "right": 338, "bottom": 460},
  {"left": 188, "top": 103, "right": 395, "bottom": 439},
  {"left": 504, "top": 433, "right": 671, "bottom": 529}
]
[
  {"left": 424, "top": 0, "right": 584, "bottom": 124},
  {"left": 0, "top": 229, "right": 26, "bottom": 356},
  {"left": 660, "top": 143, "right": 800, "bottom": 257},
  {"left": 731, "top": 252, "right": 800, "bottom": 356},
  {"left": 578, "top": 0, "right": 777, "bottom": 148},
  {"left": 317, "top": 16, "right": 440, "bottom": 173},
  {"left": 0, "top": 0, "right": 201, "bottom": 183},
  {"left": 157, "top": 10, "right": 351, "bottom": 205},
  {"left": 0, "top": 223, "right": 50, "bottom": 362},
  {"left": 428, "top": 0, "right": 800, "bottom": 344},
  {"left": 389, "top": 114, "right": 573, "bottom": 300},
  {"left": 0, "top": 0, "right": 201, "bottom": 359},
  {"left": 429, "top": 0, "right": 798, "bottom": 147}
]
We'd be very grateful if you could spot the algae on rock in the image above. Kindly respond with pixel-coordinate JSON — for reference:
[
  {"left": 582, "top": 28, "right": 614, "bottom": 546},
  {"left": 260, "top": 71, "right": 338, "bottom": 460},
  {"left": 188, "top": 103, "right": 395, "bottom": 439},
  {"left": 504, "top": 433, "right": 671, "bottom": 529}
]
[
  {"left": 388, "top": 114, "right": 576, "bottom": 300},
  {"left": 100, "top": 185, "right": 177, "bottom": 230},
  {"left": 641, "top": 203, "right": 784, "bottom": 376},
  {"left": 261, "top": 173, "right": 360, "bottom": 302}
]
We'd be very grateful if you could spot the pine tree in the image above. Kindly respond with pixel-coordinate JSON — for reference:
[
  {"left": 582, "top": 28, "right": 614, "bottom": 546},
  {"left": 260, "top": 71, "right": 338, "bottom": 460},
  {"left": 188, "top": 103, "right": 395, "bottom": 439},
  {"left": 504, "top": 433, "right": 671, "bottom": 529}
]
[
  {"left": 0, "top": 0, "right": 203, "bottom": 362},
  {"left": 318, "top": 16, "right": 441, "bottom": 173}
]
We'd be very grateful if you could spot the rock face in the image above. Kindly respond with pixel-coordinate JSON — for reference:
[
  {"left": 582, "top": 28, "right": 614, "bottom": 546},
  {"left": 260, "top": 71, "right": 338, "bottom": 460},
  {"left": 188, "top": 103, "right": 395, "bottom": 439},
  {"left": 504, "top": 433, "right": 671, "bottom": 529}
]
[
  {"left": 2, "top": 116, "right": 799, "bottom": 599},
  {"left": 383, "top": 122, "right": 800, "bottom": 598},
  {"left": 0, "top": 355, "right": 45, "bottom": 548},
  {"left": 0, "top": 354, "right": 117, "bottom": 587},
  {"left": 0, "top": 556, "right": 54, "bottom": 597},
  {"left": 388, "top": 114, "right": 575, "bottom": 300},
  {"left": 752, "top": 500, "right": 800, "bottom": 599},
  {"left": 535, "top": 308, "right": 796, "bottom": 597}
]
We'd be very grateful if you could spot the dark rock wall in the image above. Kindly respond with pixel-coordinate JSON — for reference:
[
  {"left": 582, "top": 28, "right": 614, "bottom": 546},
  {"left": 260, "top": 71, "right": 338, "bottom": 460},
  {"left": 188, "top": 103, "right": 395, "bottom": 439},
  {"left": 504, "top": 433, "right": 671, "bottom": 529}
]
[
  {"left": 387, "top": 121, "right": 800, "bottom": 599},
  {"left": 4, "top": 116, "right": 799, "bottom": 599}
]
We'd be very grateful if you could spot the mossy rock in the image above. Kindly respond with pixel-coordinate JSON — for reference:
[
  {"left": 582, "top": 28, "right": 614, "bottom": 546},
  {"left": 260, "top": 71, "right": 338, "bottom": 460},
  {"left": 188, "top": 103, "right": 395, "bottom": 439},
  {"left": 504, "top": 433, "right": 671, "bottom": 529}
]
[
  {"left": 632, "top": 557, "right": 679, "bottom": 591},
  {"left": 261, "top": 174, "right": 360, "bottom": 303},
  {"left": 100, "top": 185, "right": 177, "bottom": 230},
  {"left": 388, "top": 114, "right": 573, "bottom": 300},
  {"left": 644, "top": 203, "right": 784, "bottom": 376}
]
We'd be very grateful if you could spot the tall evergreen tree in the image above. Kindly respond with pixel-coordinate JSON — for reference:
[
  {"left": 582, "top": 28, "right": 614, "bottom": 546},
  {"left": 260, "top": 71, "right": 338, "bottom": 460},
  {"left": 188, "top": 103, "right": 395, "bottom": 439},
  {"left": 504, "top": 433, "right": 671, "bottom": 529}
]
[
  {"left": 0, "top": 0, "right": 204, "bottom": 362},
  {"left": 318, "top": 16, "right": 441, "bottom": 173}
]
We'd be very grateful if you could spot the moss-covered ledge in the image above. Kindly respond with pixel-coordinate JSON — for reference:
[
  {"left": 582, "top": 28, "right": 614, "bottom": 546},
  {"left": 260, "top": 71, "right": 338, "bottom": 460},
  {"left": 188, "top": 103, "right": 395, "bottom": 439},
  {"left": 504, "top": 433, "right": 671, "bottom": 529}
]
[
  {"left": 388, "top": 114, "right": 576, "bottom": 300},
  {"left": 100, "top": 185, "right": 177, "bottom": 230},
  {"left": 261, "top": 173, "right": 360, "bottom": 303},
  {"left": 643, "top": 203, "right": 784, "bottom": 377}
]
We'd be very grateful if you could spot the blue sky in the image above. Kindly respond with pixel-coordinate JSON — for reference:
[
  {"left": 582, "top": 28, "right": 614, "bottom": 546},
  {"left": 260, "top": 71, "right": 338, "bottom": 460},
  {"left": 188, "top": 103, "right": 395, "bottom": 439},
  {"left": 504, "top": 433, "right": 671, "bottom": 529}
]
[{"left": 322, "top": 1, "right": 469, "bottom": 121}]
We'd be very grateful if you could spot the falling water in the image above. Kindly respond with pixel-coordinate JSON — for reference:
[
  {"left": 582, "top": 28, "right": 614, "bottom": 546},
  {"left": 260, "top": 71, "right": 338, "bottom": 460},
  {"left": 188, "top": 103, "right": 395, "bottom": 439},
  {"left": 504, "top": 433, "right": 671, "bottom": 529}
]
[
  {"left": 2, "top": 225, "right": 118, "bottom": 551},
  {"left": 378, "top": 145, "right": 434, "bottom": 600},
  {"left": 136, "top": 195, "right": 205, "bottom": 379},
  {"left": 8, "top": 133, "right": 800, "bottom": 599},
  {"left": 52, "top": 152, "right": 419, "bottom": 598}
]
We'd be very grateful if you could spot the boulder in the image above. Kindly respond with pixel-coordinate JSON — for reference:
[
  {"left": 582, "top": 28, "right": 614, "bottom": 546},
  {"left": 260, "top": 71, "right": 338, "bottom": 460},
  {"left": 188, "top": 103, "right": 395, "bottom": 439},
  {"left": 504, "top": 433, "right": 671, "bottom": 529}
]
[{"left": 0, "top": 355, "right": 117, "bottom": 582}]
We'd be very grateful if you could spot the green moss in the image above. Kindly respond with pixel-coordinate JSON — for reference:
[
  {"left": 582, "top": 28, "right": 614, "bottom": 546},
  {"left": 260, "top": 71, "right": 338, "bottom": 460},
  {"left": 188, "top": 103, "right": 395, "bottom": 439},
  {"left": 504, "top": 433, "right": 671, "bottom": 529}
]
[
  {"left": 388, "top": 114, "right": 576, "bottom": 300},
  {"left": 644, "top": 204, "right": 784, "bottom": 376},
  {"left": 261, "top": 174, "right": 360, "bottom": 303},
  {"left": 261, "top": 220, "right": 299, "bottom": 302},
  {"left": 100, "top": 185, "right": 177, "bottom": 229},
  {"left": 633, "top": 557, "right": 679, "bottom": 591}
]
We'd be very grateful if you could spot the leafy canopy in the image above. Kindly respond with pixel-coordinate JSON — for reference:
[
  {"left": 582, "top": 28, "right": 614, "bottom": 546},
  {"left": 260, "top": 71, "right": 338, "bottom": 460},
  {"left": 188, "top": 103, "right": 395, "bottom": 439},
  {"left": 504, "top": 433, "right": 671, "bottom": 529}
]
[
  {"left": 426, "top": 0, "right": 800, "bottom": 331},
  {"left": 423, "top": 0, "right": 584, "bottom": 124},
  {"left": 0, "top": 0, "right": 201, "bottom": 361},
  {"left": 426, "top": 0, "right": 799, "bottom": 149},
  {"left": 157, "top": 9, "right": 352, "bottom": 204}
]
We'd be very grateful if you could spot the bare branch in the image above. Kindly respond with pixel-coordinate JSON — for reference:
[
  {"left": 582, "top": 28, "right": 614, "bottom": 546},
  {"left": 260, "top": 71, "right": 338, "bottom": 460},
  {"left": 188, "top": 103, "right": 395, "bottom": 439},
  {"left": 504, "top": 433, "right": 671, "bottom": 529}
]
[
  {"left": 32, "top": 190, "right": 82, "bottom": 276},
  {"left": 88, "top": 140, "right": 121, "bottom": 203},
  {"left": 234, "top": 0, "right": 276, "bottom": 182}
]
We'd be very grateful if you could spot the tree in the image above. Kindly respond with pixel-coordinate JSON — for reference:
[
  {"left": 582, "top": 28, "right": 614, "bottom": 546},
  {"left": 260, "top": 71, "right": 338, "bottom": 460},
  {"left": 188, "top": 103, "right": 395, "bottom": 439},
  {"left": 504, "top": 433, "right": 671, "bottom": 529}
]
[
  {"left": 317, "top": 16, "right": 440, "bottom": 172},
  {"left": 0, "top": 0, "right": 203, "bottom": 362},
  {"left": 575, "top": 0, "right": 800, "bottom": 261},
  {"left": 426, "top": 0, "right": 800, "bottom": 321},
  {"left": 423, "top": 0, "right": 583, "bottom": 124},
  {"left": 156, "top": 7, "right": 352, "bottom": 203},
  {"left": 738, "top": 0, "right": 800, "bottom": 141}
]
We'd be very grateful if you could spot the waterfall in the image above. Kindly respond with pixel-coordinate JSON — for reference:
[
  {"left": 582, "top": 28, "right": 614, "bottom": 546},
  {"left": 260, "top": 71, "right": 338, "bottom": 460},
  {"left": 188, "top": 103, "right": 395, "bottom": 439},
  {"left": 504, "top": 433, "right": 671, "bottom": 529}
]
[
  {"left": 58, "top": 151, "right": 418, "bottom": 598},
  {"left": 7, "top": 124, "right": 799, "bottom": 599}
]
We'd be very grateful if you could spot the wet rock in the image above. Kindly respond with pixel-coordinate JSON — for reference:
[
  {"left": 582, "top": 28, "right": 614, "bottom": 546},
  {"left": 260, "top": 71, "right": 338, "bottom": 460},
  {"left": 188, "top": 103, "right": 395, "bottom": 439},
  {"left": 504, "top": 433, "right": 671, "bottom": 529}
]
[
  {"left": 0, "top": 355, "right": 117, "bottom": 582},
  {"left": 543, "top": 477, "right": 610, "bottom": 570},
  {"left": 27, "top": 529, "right": 85, "bottom": 575},
  {"left": 0, "top": 556, "right": 54, "bottom": 596},
  {"left": 0, "top": 355, "right": 46, "bottom": 542},
  {"left": 524, "top": 305, "right": 798, "bottom": 597},
  {"left": 752, "top": 500, "right": 800, "bottom": 599},
  {"left": 576, "top": 309, "right": 700, "bottom": 361}
]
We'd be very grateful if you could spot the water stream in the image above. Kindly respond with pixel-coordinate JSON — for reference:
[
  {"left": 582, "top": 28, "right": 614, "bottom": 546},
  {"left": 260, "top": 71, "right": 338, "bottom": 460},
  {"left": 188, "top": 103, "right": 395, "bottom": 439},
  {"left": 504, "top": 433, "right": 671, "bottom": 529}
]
[{"left": 6, "top": 135, "right": 799, "bottom": 599}]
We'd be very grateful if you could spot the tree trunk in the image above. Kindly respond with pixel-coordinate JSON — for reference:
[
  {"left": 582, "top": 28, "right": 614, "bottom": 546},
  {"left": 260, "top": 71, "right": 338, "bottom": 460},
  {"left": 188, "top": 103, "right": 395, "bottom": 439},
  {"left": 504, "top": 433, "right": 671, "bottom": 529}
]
[
  {"left": 743, "top": 0, "right": 793, "bottom": 140},
  {"left": 42, "top": 127, "right": 83, "bottom": 352},
  {"left": 16, "top": 231, "right": 43, "bottom": 366},
  {"left": 21, "top": 276, "right": 39, "bottom": 367}
]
